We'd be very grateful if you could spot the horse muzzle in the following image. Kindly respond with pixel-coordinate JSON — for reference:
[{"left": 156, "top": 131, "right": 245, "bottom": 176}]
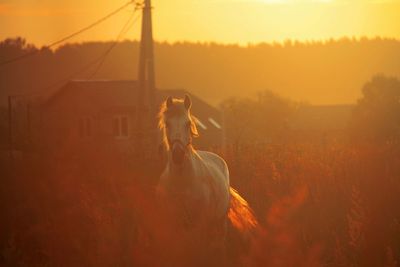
[{"left": 171, "top": 142, "right": 186, "bottom": 165}]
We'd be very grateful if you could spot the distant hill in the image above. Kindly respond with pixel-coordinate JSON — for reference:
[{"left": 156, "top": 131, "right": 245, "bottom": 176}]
[{"left": 1, "top": 37, "right": 400, "bottom": 106}]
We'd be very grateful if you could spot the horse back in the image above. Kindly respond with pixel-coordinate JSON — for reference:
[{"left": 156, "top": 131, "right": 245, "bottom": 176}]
[{"left": 196, "top": 150, "right": 229, "bottom": 183}]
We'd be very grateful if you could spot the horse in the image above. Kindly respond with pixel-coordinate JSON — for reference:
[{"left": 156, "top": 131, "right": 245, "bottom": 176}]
[{"left": 155, "top": 95, "right": 258, "bottom": 266}]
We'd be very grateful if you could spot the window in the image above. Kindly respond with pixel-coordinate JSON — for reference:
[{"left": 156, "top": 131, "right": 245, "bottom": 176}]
[
  {"left": 113, "top": 115, "right": 129, "bottom": 138},
  {"left": 193, "top": 117, "right": 207, "bottom": 130},
  {"left": 208, "top": 117, "right": 222, "bottom": 129},
  {"left": 79, "top": 117, "right": 93, "bottom": 137}
]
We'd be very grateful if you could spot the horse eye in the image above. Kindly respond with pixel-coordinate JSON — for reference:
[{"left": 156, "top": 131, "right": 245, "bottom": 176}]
[{"left": 185, "top": 121, "right": 191, "bottom": 128}]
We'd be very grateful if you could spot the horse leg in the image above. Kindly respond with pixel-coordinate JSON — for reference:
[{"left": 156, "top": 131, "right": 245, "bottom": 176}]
[{"left": 203, "top": 217, "right": 228, "bottom": 267}]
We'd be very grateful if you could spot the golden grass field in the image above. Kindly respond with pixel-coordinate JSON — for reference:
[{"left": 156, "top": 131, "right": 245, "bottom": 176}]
[{"left": 2, "top": 142, "right": 399, "bottom": 266}]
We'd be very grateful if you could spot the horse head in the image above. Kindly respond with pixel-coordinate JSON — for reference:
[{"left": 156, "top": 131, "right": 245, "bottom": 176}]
[{"left": 159, "top": 95, "right": 199, "bottom": 166}]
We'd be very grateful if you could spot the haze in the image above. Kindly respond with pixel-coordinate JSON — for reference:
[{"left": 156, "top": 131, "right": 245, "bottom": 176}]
[{"left": 1, "top": 0, "right": 400, "bottom": 45}]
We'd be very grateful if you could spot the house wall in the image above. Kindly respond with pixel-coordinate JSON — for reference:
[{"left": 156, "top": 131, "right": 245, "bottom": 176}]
[
  {"left": 41, "top": 92, "right": 139, "bottom": 155},
  {"left": 40, "top": 85, "right": 224, "bottom": 157}
]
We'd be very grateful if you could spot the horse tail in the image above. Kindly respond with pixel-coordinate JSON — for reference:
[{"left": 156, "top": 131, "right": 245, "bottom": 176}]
[{"left": 228, "top": 187, "right": 258, "bottom": 235}]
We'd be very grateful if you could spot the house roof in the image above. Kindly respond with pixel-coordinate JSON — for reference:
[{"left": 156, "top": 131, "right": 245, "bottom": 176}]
[
  {"left": 44, "top": 80, "right": 140, "bottom": 109},
  {"left": 43, "top": 80, "right": 223, "bottom": 131}
]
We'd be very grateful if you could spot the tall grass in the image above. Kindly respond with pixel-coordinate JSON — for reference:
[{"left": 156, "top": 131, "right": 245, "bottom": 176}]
[{"left": 1, "top": 142, "right": 400, "bottom": 266}]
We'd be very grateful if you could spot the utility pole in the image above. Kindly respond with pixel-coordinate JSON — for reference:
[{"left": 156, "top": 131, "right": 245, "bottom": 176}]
[
  {"left": 136, "top": 0, "right": 157, "bottom": 158},
  {"left": 138, "top": 0, "right": 155, "bottom": 96}
]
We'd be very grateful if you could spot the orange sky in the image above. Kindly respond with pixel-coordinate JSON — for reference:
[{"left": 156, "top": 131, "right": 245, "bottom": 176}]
[{"left": 0, "top": 0, "right": 400, "bottom": 46}]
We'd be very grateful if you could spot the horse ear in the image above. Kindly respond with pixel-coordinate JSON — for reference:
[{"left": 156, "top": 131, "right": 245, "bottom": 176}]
[
  {"left": 166, "top": 96, "right": 173, "bottom": 108},
  {"left": 184, "top": 94, "right": 192, "bottom": 110}
]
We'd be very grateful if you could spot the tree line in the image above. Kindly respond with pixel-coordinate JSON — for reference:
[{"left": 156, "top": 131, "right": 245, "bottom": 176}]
[{"left": 1, "top": 36, "right": 400, "bottom": 106}]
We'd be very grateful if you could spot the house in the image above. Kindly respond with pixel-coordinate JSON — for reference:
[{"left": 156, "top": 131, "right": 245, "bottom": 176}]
[
  {"left": 39, "top": 0, "right": 224, "bottom": 157},
  {"left": 41, "top": 80, "right": 223, "bottom": 155}
]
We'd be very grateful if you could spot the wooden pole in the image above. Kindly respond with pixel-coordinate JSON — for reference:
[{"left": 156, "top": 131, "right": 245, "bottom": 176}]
[{"left": 137, "top": 0, "right": 157, "bottom": 159}]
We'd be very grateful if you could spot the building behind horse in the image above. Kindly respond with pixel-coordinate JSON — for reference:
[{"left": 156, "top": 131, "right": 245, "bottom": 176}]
[
  {"left": 36, "top": 0, "right": 223, "bottom": 158},
  {"left": 40, "top": 80, "right": 223, "bottom": 157}
]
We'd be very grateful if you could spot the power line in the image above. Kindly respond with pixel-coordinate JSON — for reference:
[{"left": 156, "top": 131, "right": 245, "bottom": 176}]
[
  {"left": 13, "top": 9, "right": 141, "bottom": 98},
  {"left": 44, "top": 11, "right": 141, "bottom": 89},
  {"left": 0, "top": 0, "right": 136, "bottom": 67},
  {"left": 89, "top": 11, "right": 141, "bottom": 78},
  {"left": 46, "top": 1, "right": 137, "bottom": 48}
]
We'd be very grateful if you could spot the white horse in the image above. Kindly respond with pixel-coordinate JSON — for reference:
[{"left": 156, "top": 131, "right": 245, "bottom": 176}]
[{"left": 156, "top": 95, "right": 257, "bottom": 266}]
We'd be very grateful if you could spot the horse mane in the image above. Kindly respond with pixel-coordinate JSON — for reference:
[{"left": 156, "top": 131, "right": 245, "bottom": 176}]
[{"left": 158, "top": 97, "right": 199, "bottom": 149}]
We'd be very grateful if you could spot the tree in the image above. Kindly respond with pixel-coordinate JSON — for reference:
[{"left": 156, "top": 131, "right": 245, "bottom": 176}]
[
  {"left": 350, "top": 75, "right": 400, "bottom": 143},
  {"left": 220, "top": 90, "right": 295, "bottom": 146},
  {"left": 0, "top": 37, "right": 37, "bottom": 60}
]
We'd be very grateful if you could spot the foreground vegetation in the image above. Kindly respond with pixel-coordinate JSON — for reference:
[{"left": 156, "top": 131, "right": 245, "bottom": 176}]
[{"left": 1, "top": 141, "right": 400, "bottom": 266}]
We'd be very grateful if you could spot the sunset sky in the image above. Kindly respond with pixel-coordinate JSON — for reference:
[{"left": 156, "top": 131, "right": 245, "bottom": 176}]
[{"left": 0, "top": 0, "right": 399, "bottom": 46}]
